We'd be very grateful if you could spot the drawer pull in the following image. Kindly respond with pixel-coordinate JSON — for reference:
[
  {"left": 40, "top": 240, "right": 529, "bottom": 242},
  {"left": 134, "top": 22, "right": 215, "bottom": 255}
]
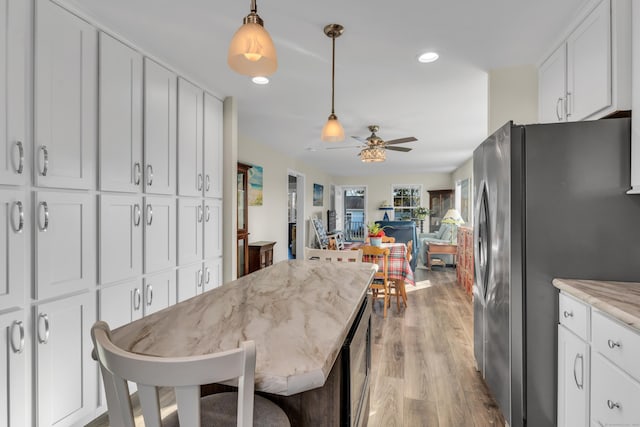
[
  {"left": 133, "top": 288, "right": 142, "bottom": 310},
  {"left": 607, "top": 400, "right": 620, "bottom": 410},
  {"left": 134, "top": 162, "right": 142, "bottom": 185},
  {"left": 573, "top": 353, "right": 584, "bottom": 390},
  {"left": 15, "top": 141, "right": 24, "bottom": 174},
  {"left": 607, "top": 339, "right": 621, "bottom": 349},
  {"left": 39, "top": 145, "right": 49, "bottom": 176},
  {"left": 563, "top": 310, "right": 573, "bottom": 318}
]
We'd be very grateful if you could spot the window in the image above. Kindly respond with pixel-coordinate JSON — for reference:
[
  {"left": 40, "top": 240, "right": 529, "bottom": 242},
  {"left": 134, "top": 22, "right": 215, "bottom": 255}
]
[{"left": 392, "top": 184, "right": 422, "bottom": 220}]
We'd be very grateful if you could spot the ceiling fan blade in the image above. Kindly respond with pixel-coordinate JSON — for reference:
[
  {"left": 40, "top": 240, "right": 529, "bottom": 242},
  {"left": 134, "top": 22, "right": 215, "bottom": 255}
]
[
  {"left": 386, "top": 146, "right": 412, "bottom": 152},
  {"left": 351, "top": 136, "right": 368, "bottom": 143},
  {"left": 325, "top": 145, "right": 362, "bottom": 150},
  {"left": 384, "top": 137, "right": 418, "bottom": 145}
]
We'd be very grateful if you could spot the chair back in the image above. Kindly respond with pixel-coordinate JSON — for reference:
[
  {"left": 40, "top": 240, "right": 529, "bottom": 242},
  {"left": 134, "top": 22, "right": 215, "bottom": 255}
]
[
  {"left": 361, "top": 246, "right": 390, "bottom": 284},
  {"left": 91, "top": 321, "right": 256, "bottom": 427},
  {"left": 406, "top": 240, "right": 413, "bottom": 264},
  {"left": 364, "top": 236, "right": 395, "bottom": 244},
  {"left": 304, "top": 247, "right": 362, "bottom": 263}
]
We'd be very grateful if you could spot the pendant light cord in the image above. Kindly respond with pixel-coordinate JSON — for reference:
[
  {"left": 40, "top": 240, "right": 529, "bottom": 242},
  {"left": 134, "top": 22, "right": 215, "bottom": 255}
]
[
  {"left": 250, "top": 0, "right": 257, "bottom": 14},
  {"left": 331, "top": 37, "right": 336, "bottom": 115}
]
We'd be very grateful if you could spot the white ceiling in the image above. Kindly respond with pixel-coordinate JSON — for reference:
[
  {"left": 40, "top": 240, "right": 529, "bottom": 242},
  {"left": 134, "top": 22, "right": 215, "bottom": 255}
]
[{"left": 61, "top": 0, "right": 588, "bottom": 176}]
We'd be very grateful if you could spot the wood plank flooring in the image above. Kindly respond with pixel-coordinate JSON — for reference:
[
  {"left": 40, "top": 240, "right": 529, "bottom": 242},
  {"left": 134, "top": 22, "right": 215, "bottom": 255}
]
[
  {"left": 367, "top": 267, "right": 504, "bottom": 426},
  {"left": 88, "top": 267, "right": 504, "bottom": 426}
]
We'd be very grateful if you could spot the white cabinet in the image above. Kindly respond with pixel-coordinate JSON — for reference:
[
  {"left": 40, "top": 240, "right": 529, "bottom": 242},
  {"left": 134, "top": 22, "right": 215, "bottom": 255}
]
[
  {"left": 204, "top": 198, "right": 222, "bottom": 260},
  {"left": 0, "top": 310, "right": 27, "bottom": 426},
  {"left": 204, "top": 92, "right": 223, "bottom": 198},
  {"left": 35, "top": 292, "right": 97, "bottom": 427},
  {"left": 538, "top": 0, "right": 631, "bottom": 123},
  {"left": 0, "top": 0, "right": 27, "bottom": 185},
  {"left": 144, "top": 196, "right": 176, "bottom": 273},
  {"left": 35, "top": 0, "right": 97, "bottom": 190},
  {"left": 0, "top": 189, "right": 25, "bottom": 309},
  {"left": 557, "top": 325, "right": 589, "bottom": 427},
  {"left": 591, "top": 352, "right": 640, "bottom": 425},
  {"left": 177, "top": 78, "right": 204, "bottom": 197},
  {"left": 176, "top": 263, "right": 203, "bottom": 302},
  {"left": 99, "top": 32, "right": 143, "bottom": 192},
  {"left": 99, "top": 280, "right": 143, "bottom": 328},
  {"left": 144, "top": 58, "right": 176, "bottom": 195},
  {"left": 178, "top": 198, "right": 204, "bottom": 265},
  {"left": 144, "top": 270, "right": 175, "bottom": 315},
  {"left": 35, "top": 191, "right": 95, "bottom": 300},
  {"left": 99, "top": 194, "right": 143, "bottom": 285}
]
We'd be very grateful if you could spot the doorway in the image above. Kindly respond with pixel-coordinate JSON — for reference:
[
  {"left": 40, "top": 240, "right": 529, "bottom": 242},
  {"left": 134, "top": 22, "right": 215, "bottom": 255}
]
[
  {"left": 335, "top": 185, "right": 367, "bottom": 242},
  {"left": 287, "top": 170, "right": 305, "bottom": 259}
]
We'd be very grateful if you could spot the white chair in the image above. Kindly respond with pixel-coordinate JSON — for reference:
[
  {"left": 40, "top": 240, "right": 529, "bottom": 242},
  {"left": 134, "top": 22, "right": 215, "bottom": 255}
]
[
  {"left": 310, "top": 216, "right": 345, "bottom": 250},
  {"left": 304, "top": 247, "right": 362, "bottom": 263},
  {"left": 91, "top": 321, "right": 290, "bottom": 427}
]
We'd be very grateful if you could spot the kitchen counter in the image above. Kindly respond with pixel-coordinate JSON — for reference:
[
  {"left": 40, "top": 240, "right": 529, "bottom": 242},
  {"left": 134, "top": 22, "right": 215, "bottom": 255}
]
[
  {"left": 111, "top": 260, "right": 376, "bottom": 396},
  {"left": 552, "top": 278, "right": 640, "bottom": 332}
]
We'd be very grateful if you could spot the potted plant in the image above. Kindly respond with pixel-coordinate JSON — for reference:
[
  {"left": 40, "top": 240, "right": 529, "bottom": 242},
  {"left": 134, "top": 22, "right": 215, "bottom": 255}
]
[
  {"left": 367, "top": 222, "right": 386, "bottom": 247},
  {"left": 414, "top": 206, "right": 431, "bottom": 233}
]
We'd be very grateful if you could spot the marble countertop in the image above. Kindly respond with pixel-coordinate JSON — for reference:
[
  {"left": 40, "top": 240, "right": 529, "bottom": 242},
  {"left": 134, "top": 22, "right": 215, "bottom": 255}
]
[
  {"left": 552, "top": 278, "right": 640, "bottom": 332},
  {"left": 111, "top": 260, "right": 376, "bottom": 396}
]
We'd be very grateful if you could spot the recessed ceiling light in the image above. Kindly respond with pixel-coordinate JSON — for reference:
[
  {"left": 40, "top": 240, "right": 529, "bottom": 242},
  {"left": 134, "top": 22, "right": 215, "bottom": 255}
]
[
  {"left": 418, "top": 52, "right": 439, "bottom": 63},
  {"left": 252, "top": 76, "right": 269, "bottom": 85}
]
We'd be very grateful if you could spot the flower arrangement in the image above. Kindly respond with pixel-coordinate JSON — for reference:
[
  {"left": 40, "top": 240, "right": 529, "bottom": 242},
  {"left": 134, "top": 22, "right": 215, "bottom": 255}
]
[
  {"left": 414, "top": 206, "right": 431, "bottom": 220},
  {"left": 366, "top": 222, "right": 386, "bottom": 237}
]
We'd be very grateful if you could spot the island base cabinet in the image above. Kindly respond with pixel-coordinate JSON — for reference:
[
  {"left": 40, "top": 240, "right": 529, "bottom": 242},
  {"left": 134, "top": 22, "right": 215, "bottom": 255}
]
[
  {"left": 0, "top": 310, "right": 27, "bottom": 426},
  {"left": 557, "top": 325, "right": 589, "bottom": 427},
  {"left": 591, "top": 352, "right": 640, "bottom": 425},
  {"left": 36, "top": 292, "right": 97, "bottom": 427}
]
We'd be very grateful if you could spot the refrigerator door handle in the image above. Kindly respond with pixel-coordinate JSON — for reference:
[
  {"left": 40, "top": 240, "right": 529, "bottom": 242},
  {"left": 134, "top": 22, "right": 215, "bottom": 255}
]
[{"left": 475, "top": 185, "right": 491, "bottom": 301}]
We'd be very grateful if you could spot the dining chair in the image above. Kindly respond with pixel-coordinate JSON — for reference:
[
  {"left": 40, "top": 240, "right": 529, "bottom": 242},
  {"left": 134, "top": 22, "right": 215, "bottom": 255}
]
[
  {"left": 364, "top": 236, "right": 396, "bottom": 244},
  {"left": 91, "top": 321, "right": 290, "bottom": 427},
  {"left": 361, "top": 246, "right": 391, "bottom": 318},
  {"left": 304, "top": 247, "right": 363, "bottom": 263}
]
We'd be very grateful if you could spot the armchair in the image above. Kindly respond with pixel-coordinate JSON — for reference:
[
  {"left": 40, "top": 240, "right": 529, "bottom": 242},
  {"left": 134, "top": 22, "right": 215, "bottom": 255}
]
[
  {"left": 417, "top": 223, "right": 456, "bottom": 267},
  {"left": 374, "top": 220, "right": 418, "bottom": 271}
]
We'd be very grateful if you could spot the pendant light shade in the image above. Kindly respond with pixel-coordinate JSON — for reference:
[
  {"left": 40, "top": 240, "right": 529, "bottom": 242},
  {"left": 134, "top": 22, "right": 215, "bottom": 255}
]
[
  {"left": 228, "top": 0, "right": 277, "bottom": 77},
  {"left": 321, "top": 24, "right": 345, "bottom": 142}
]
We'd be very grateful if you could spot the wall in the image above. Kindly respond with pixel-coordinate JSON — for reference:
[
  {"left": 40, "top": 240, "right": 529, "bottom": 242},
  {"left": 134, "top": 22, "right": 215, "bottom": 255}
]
[
  {"left": 238, "top": 136, "right": 333, "bottom": 263},
  {"left": 334, "top": 173, "right": 451, "bottom": 233},
  {"left": 488, "top": 65, "right": 539, "bottom": 135}
]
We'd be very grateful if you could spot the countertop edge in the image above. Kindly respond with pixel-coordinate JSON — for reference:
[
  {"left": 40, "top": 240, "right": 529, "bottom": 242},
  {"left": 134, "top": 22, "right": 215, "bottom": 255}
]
[{"left": 552, "top": 278, "right": 640, "bottom": 332}]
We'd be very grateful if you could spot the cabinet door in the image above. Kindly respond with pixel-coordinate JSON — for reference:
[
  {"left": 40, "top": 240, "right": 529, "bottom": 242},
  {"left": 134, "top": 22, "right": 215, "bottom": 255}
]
[
  {"left": 0, "top": 310, "right": 26, "bottom": 426},
  {"left": 557, "top": 325, "right": 589, "bottom": 427},
  {"left": 144, "top": 58, "right": 176, "bottom": 195},
  {"left": 177, "top": 78, "right": 203, "bottom": 197},
  {"left": 178, "top": 198, "right": 203, "bottom": 265},
  {"left": 144, "top": 270, "right": 175, "bottom": 315},
  {"left": 99, "top": 280, "right": 143, "bottom": 329},
  {"left": 144, "top": 196, "right": 176, "bottom": 273},
  {"left": 36, "top": 292, "right": 97, "bottom": 427},
  {"left": 203, "top": 93, "right": 223, "bottom": 198},
  {"left": 538, "top": 44, "right": 567, "bottom": 123},
  {"left": 35, "top": 0, "right": 97, "bottom": 189},
  {"left": 591, "top": 352, "right": 640, "bottom": 425},
  {"left": 0, "top": 0, "right": 27, "bottom": 185},
  {"left": 567, "top": 0, "right": 611, "bottom": 121},
  {"left": 99, "top": 194, "right": 143, "bottom": 285},
  {"left": 203, "top": 258, "right": 222, "bottom": 292},
  {"left": 177, "top": 263, "right": 202, "bottom": 303},
  {"left": 0, "top": 189, "right": 25, "bottom": 309},
  {"left": 99, "top": 32, "right": 143, "bottom": 192},
  {"left": 204, "top": 198, "right": 222, "bottom": 260},
  {"left": 35, "top": 191, "right": 95, "bottom": 300}
]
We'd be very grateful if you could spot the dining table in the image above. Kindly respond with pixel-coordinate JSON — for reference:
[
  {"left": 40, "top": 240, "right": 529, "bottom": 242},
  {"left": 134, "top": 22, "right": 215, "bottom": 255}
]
[{"left": 362, "top": 242, "right": 415, "bottom": 286}]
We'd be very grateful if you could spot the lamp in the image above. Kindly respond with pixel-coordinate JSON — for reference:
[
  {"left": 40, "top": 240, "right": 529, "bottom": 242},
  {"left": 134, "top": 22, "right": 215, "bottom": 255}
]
[
  {"left": 321, "top": 24, "right": 345, "bottom": 142},
  {"left": 360, "top": 146, "right": 385, "bottom": 163},
  {"left": 227, "top": 0, "right": 277, "bottom": 77},
  {"left": 441, "top": 208, "right": 465, "bottom": 243},
  {"left": 379, "top": 201, "right": 394, "bottom": 221}
]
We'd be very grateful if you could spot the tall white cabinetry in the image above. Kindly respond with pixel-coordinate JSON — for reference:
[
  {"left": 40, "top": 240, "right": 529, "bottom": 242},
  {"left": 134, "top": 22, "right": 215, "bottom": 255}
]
[{"left": 538, "top": 0, "right": 631, "bottom": 123}]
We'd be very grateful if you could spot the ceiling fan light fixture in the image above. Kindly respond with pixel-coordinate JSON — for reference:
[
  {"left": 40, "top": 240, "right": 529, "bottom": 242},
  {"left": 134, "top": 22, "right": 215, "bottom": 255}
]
[
  {"left": 360, "top": 147, "right": 386, "bottom": 163},
  {"left": 418, "top": 51, "right": 439, "bottom": 63},
  {"left": 321, "top": 113, "right": 345, "bottom": 142},
  {"left": 321, "top": 24, "right": 345, "bottom": 142},
  {"left": 228, "top": 0, "right": 278, "bottom": 77},
  {"left": 251, "top": 76, "right": 269, "bottom": 85}
]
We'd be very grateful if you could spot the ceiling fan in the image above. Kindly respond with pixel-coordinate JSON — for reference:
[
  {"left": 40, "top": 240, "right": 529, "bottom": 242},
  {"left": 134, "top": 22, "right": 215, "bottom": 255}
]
[{"left": 350, "top": 125, "right": 418, "bottom": 153}]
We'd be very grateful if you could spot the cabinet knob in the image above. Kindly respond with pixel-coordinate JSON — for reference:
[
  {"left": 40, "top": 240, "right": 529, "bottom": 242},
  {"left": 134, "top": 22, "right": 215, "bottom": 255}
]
[
  {"left": 607, "top": 400, "right": 620, "bottom": 410},
  {"left": 607, "top": 339, "right": 621, "bottom": 349},
  {"left": 563, "top": 310, "right": 573, "bottom": 318}
]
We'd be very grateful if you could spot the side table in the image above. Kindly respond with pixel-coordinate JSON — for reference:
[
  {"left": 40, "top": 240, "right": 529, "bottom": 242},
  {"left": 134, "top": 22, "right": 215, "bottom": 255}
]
[
  {"left": 249, "top": 241, "right": 276, "bottom": 273},
  {"left": 426, "top": 243, "right": 457, "bottom": 270}
]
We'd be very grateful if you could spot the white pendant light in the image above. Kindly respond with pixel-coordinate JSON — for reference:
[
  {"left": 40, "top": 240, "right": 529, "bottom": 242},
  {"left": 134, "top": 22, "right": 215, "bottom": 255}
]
[
  {"left": 321, "top": 24, "right": 345, "bottom": 142},
  {"left": 228, "top": 0, "right": 277, "bottom": 77}
]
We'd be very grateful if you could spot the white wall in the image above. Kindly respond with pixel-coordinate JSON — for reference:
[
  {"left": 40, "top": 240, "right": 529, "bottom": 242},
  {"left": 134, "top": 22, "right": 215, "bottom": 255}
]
[
  {"left": 238, "top": 135, "right": 333, "bottom": 263},
  {"left": 488, "top": 65, "right": 539, "bottom": 135}
]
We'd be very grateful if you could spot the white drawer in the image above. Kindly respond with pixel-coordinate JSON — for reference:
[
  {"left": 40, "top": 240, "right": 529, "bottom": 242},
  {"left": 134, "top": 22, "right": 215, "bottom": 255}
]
[
  {"left": 559, "top": 292, "right": 590, "bottom": 340},
  {"left": 592, "top": 310, "right": 640, "bottom": 381},
  {"left": 591, "top": 353, "right": 640, "bottom": 425}
]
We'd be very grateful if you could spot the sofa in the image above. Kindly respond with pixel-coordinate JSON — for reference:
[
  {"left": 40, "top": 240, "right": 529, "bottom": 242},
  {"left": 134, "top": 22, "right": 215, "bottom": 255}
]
[
  {"left": 374, "top": 220, "right": 418, "bottom": 271},
  {"left": 417, "top": 223, "right": 456, "bottom": 267}
]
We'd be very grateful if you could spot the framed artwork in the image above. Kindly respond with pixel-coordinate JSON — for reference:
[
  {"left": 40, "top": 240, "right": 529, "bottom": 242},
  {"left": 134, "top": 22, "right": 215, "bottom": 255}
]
[
  {"left": 313, "top": 183, "right": 323, "bottom": 206},
  {"left": 248, "top": 165, "right": 263, "bottom": 206}
]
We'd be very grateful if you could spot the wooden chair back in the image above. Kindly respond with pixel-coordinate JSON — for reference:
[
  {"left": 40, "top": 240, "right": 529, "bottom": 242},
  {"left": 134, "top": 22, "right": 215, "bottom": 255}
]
[
  {"left": 406, "top": 240, "right": 413, "bottom": 264},
  {"left": 304, "top": 247, "right": 362, "bottom": 263},
  {"left": 91, "top": 321, "right": 256, "bottom": 427},
  {"left": 364, "top": 236, "right": 396, "bottom": 244},
  {"left": 361, "top": 246, "right": 391, "bottom": 317}
]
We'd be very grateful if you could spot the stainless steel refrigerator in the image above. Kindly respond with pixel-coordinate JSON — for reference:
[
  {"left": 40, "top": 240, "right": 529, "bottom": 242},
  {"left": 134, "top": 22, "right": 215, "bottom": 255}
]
[{"left": 473, "top": 118, "right": 640, "bottom": 427}]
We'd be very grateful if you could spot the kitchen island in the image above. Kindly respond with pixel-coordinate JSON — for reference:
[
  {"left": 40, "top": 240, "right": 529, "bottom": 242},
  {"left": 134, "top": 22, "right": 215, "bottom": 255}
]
[{"left": 111, "top": 260, "right": 377, "bottom": 426}]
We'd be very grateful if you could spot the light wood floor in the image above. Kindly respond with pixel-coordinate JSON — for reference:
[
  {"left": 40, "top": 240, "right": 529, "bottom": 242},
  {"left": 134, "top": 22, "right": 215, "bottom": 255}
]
[
  {"left": 367, "top": 267, "right": 504, "bottom": 426},
  {"left": 88, "top": 267, "right": 504, "bottom": 426}
]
